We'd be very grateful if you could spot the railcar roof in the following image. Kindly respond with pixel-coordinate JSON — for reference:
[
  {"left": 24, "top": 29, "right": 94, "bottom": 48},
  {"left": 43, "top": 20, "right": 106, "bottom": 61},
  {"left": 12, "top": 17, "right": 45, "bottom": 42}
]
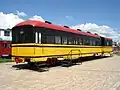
[
  {"left": 14, "top": 20, "right": 100, "bottom": 38},
  {"left": 104, "top": 37, "right": 112, "bottom": 40}
]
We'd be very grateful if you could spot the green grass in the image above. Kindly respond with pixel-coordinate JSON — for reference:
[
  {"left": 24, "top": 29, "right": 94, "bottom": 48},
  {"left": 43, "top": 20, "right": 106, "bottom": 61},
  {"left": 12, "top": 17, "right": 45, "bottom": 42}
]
[
  {"left": 113, "top": 51, "right": 120, "bottom": 56},
  {"left": 0, "top": 58, "right": 12, "bottom": 63}
]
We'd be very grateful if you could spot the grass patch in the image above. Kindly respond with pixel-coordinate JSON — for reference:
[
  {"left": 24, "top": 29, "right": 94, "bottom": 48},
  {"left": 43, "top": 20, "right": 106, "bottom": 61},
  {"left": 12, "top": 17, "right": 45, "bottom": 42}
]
[
  {"left": 113, "top": 51, "right": 120, "bottom": 56},
  {"left": 0, "top": 58, "right": 12, "bottom": 63}
]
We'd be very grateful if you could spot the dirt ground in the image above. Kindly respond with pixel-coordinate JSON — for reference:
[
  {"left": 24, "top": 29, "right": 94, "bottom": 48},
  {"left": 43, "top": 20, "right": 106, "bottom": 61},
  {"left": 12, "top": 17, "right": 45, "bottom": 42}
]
[{"left": 0, "top": 55, "right": 120, "bottom": 90}]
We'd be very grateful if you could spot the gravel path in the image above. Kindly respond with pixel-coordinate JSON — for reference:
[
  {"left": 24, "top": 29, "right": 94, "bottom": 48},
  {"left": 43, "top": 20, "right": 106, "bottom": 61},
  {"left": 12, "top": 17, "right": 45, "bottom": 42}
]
[{"left": 0, "top": 56, "right": 120, "bottom": 90}]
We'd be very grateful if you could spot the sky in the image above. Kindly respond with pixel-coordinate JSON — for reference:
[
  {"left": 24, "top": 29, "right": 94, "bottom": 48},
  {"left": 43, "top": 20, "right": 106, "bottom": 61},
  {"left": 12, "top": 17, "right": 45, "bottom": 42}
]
[{"left": 0, "top": 0, "right": 120, "bottom": 42}]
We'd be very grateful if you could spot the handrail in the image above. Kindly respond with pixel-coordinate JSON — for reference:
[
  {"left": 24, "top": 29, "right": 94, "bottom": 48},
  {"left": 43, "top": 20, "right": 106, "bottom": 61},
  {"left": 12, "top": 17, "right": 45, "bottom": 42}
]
[{"left": 67, "top": 49, "right": 81, "bottom": 59}]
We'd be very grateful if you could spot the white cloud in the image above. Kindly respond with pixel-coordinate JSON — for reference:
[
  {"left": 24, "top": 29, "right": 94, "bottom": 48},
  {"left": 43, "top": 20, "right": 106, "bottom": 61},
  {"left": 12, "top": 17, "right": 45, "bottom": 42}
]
[
  {"left": 0, "top": 12, "right": 24, "bottom": 29},
  {"left": 71, "top": 23, "right": 120, "bottom": 42},
  {"left": 29, "top": 15, "right": 45, "bottom": 22},
  {"left": 0, "top": 12, "right": 45, "bottom": 29},
  {"left": 0, "top": 11, "right": 119, "bottom": 42},
  {"left": 16, "top": 10, "right": 27, "bottom": 17}
]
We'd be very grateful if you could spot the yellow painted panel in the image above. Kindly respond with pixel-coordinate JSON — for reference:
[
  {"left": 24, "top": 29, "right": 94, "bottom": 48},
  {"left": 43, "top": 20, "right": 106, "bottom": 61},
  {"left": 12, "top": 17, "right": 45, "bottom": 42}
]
[
  {"left": 30, "top": 57, "right": 47, "bottom": 62},
  {"left": 103, "top": 46, "right": 112, "bottom": 52},
  {"left": 34, "top": 48, "right": 43, "bottom": 56},
  {"left": 12, "top": 47, "right": 35, "bottom": 56},
  {"left": 12, "top": 44, "right": 112, "bottom": 63}
]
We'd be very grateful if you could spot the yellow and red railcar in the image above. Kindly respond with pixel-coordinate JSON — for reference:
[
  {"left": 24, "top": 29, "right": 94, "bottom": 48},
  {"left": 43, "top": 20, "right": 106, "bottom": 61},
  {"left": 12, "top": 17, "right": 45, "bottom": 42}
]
[{"left": 11, "top": 20, "right": 112, "bottom": 65}]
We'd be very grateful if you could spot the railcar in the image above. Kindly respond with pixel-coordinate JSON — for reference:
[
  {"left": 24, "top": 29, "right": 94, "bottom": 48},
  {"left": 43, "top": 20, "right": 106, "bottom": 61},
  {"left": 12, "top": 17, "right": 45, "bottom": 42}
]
[
  {"left": 113, "top": 46, "right": 120, "bottom": 51},
  {"left": 0, "top": 40, "right": 11, "bottom": 58},
  {"left": 11, "top": 20, "right": 112, "bottom": 65}
]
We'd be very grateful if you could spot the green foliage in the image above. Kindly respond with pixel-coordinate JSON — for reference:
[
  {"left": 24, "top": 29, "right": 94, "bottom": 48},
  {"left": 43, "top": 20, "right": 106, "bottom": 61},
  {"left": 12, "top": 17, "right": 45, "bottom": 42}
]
[
  {"left": 0, "top": 58, "right": 12, "bottom": 63},
  {"left": 113, "top": 51, "right": 120, "bottom": 56}
]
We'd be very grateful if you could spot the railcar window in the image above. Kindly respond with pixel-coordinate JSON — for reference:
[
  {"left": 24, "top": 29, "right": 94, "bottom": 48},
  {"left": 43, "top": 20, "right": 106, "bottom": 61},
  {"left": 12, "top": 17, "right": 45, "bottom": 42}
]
[
  {"left": 104, "top": 40, "right": 108, "bottom": 46},
  {"left": 73, "top": 38, "right": 76, "bottom": 45},
  {"left": 86, "top": 40, "right": 89, "bottom": 45},
  {"left": 4, "top": 31, "right": 10, "bottom": 36},
  {"left": 83, "top": 38, "right": 89, "bottom": 45},
  {"left": 12, "top": 26, "right": 35, "bottom": 44},
  {"left": 95, "top": 40, "right": 99, "bottom": 46},
  {"left": 79, "top": 38, "right": 82, "bottom": 45},
  {"left": 109, "top": 40, "right": 112, "bottom": 46},
  {"left": 90, "top": 39, "right": 93, "bottom": 46},
  {"left": 91, "top": 38, "right": 97, "bottom": 46},
  {"left": 46, "top": 36, "right": 54, "bottom": 44},
  {"left": 55, "top": 36, "right": 61, "bottom": 44},
  {"left": 74, "top": 38, "right": 79, "bottom": 45},
  {"left": 99, "top": 40, "right": 101, "bottom": 46},
  {"left": 41, "top": 34, "right": 46, "bottom": 44},
  {"left": 68, "top": 37, "right": 73, "bottom": 44},
  {"left": 107, "top": 40, "right": 112, "bottom": 46},
  {"left": 92, "top": 38, "right": 100, "bottom": 46},
  {"left": 82, "top": 39, "right": 85, "bottom": 45},
  {"left": 92, "top": 40, "right": 96, "bottom": 46},
  {"left": 8, "top": 43, "right": 11, "bottom": 48},
  {"left": 97, "top": 40, "right": 100, "bottom": 46},
  {"left": 107, "top": 41, "right": 109, "bottom": 46},
  {"left": 2, "top": 43, "right": 7, "bottom": 48},
  {"left": 62, "top": 36, "right": 67, "bottom": 44}
]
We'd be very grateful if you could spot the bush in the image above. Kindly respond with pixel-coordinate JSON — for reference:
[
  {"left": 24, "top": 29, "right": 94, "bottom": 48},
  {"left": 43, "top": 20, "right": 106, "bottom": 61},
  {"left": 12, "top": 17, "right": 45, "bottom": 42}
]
[
  {"left": 113, "top": 51, "right": 120, "bottom": 56},
  {"left": 0, "top": 58, "right": 12, "bottom": 63}
]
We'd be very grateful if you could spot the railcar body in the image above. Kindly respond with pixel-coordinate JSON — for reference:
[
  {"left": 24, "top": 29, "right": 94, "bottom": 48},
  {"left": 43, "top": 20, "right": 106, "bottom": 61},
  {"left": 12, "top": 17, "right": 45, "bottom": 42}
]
[
  {"left": 0, "top": 40, "right": 11, "bottom": 58},
  {"left": 11, "top": 20, "right": 112, "bottom": 65}
]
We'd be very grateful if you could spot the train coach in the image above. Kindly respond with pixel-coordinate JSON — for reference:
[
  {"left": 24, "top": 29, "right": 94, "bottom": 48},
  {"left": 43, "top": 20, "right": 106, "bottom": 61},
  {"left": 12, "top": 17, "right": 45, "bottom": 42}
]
[
  {"left": 0, "top": 40, "right": 11, "bottom": 58},
  {"left": 11, "top": 20, "right": 113, "bottom": 66}
]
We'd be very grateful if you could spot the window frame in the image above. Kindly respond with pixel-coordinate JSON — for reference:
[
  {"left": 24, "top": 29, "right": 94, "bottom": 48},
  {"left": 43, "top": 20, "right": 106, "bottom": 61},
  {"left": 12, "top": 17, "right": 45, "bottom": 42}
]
[
  {"left": 55, "top": 36, "right": 61, "bottom": 44},
  {"left": 12, "top": 26, "right": 35, "bottom": 44},
  {"left": 2, "top": 43, "right": 7, "bottom": 48},
  {"left": 4, "top": 31, "right": 10, "bottom": 36}
]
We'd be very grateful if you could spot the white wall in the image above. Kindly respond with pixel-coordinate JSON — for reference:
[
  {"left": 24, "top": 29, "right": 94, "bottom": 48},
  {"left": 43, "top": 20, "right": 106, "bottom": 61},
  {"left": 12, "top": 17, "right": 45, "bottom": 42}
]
[{"left": 0, "top": 30, "right": 12, "bottom": 41}]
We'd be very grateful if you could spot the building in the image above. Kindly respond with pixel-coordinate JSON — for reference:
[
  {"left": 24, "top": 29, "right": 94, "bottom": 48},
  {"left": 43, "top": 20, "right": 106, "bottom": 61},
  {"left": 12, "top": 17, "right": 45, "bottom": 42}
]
[
  {"left": 0, "top": 29, "right": 12, "bottom": 41},
  {"left": 112, "top": 41, "right": 120, "bottom": 51}
]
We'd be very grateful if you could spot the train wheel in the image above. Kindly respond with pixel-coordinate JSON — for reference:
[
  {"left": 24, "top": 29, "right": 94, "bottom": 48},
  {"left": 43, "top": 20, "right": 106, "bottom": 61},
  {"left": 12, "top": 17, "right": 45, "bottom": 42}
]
[
  {"left": 100, "top": 52, "right": 104, "bottom": 57},
  {"left": 52, "top": 58, "right": 58, "bottom": 66},
  {"left": 28, "top": 62, "right": 35, "bottom": 67},
  {"left": 46, "top": 58, "right": 51, "bottom": 67},
  {"left": 110, "top": 53, "right": 113, "bottom": 57},
  {"left": 46, "top": 58, "right": 57, "bottom": 67}
]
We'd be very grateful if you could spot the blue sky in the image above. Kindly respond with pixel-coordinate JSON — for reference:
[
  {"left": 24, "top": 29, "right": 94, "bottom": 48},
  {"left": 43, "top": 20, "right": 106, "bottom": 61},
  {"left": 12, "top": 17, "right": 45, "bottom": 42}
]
[{"left": 1, "top": 0, "right": 120, "bottom": 28}]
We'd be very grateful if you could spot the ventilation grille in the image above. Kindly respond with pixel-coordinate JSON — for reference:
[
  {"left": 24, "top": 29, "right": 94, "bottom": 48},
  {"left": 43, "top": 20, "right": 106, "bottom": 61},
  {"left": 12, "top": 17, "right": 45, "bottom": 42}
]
[
  {"left": 64, "top": 26, "right": 69, "bottom": 28},
  {"left": 87, "top": 31, "right": 91, "bottom": 33},
  {"left": 94, "top": 33, "right": 98, "bottom": 35},
  {"left": 77, "top": 29, "right": 82, "bottom": 31},
  {"left": 45, "top": 21, "right": 52, "bottom": 24}
]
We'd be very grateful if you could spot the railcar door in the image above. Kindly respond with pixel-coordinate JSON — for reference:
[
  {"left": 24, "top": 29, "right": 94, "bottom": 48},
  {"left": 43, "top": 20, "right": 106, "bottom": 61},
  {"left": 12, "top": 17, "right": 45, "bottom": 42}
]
[{"left": 1, "top": 41, "right": 10, "bottom": 57}]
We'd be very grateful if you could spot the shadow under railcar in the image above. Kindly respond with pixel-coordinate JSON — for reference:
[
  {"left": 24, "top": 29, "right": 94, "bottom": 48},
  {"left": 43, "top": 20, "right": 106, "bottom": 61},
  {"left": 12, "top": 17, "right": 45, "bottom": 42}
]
[{"left": 12, "top": 55, "right": 111, "bottom": 72}]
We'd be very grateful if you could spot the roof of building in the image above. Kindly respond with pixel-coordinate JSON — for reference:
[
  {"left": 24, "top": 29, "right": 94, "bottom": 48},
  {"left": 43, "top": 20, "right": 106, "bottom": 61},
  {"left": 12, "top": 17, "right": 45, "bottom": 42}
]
[{"left": 0, "top": 29, "right": 11, "bottom": 31}]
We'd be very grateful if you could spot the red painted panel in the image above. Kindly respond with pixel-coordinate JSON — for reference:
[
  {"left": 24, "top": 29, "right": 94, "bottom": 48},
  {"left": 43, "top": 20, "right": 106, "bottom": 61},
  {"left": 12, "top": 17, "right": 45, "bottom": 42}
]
[
  {"left": 0, "top": 41, "right": 11, "bottom": 57},
  {"left": 14, "top": 20, "right": 100, "bottom": 38},
  {"left": 105, "top": 37, "right": 112, "bottom": 40}
]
